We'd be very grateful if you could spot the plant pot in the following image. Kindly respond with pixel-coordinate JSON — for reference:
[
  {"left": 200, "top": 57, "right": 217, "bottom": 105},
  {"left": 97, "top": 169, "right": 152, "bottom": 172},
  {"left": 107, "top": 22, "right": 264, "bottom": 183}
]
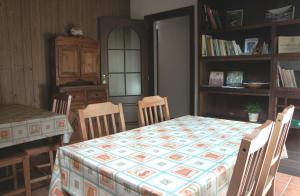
[{"left": 248, "top": 113, "right": 259, "bottom": 122}]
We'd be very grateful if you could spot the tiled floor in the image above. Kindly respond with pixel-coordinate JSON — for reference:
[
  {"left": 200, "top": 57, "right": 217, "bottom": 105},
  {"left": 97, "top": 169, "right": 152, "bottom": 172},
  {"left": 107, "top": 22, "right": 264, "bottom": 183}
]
[
  {"left": 275, "top": 172, "right": 300, "bottom": 196},
  {"left": 7, "top": 172, "right": 300, "bottom": 195}
]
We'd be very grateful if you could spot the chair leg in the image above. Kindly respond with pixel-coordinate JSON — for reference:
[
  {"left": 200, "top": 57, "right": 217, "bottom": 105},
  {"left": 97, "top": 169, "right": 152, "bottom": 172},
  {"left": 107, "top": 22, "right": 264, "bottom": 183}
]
[
  {"left": 266, "top": 180, "right": 275, "bottom": 196},
  {"left": 23, "top": 156, "right": 31, "bottom": 196},
  {"left": 12, "top": 164, "right": 18, "bottom": 190},
  {"left": 49, "top": 151, "right": 54, "bottom": 172}
]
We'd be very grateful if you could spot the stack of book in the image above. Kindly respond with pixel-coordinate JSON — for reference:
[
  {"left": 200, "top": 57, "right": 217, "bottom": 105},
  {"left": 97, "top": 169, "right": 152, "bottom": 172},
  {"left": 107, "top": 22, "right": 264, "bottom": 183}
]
[
  {"left": 278, "top": 65, "right": 298, "bottom": 87},
  {"left": 202, "top": 35, "right": 243, "bottom": 57},
  {"left": 202, "top": 4, "right": 222, "bottom": 30}
]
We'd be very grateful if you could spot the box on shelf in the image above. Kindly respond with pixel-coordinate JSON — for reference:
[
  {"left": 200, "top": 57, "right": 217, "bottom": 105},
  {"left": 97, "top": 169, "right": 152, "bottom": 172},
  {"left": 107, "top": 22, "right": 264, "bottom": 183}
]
[{"left": 278, "top": 36, "right": 300, "bottom": 53}]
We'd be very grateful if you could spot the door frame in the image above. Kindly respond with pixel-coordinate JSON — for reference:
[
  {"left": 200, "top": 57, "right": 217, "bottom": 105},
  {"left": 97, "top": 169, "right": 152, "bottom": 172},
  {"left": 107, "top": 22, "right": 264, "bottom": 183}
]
[{"left": 145, "top": 6, "right": 195, "bottom": 114}]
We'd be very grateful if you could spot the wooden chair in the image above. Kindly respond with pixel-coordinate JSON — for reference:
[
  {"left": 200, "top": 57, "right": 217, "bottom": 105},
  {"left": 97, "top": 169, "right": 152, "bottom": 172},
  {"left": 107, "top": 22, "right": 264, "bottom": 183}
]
[
  {"left": 255, "top": 105, "right": 295, "bottom": 196},
  {"left": 78, "top": 102, "right": 126, "bottom": 141},
  {"left": 0, "top": 151, "right": 31, "bottom": 196},
  {"left": 137, "top": 96, "right": 170, "bottom": 127},
  {"left": 227, "top": 120, "right": 274, "bottom": 196},
  {"left": 25, "top": 93, "right": 72, "bottom": 188},
  {"left": 52, "top": 93, "right": 72, "bottom": 119}
]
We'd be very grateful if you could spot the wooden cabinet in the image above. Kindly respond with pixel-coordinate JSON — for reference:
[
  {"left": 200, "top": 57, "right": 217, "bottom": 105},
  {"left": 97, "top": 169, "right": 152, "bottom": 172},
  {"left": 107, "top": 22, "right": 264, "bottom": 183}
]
[
  {"left": 55, "top": 36, "right": 100, "bottom": 86},
  {"left": 53, "top": 36, "right": 107, "bottom": 142}
]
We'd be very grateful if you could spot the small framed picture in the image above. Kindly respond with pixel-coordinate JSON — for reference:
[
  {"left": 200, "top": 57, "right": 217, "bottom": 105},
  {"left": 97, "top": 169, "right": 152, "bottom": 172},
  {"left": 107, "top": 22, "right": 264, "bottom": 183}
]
[
  {"left": 209, "top": 72, "right": 224, "bottom": 87},
  {"left": 226, "top": 71, "right": 243, "bottom": 87},
  {"left": 244, "top": 38, "right": 259, "bottom": 54},
  {"left": 226, "top": 9, "right": 243, "bottom": 28}
]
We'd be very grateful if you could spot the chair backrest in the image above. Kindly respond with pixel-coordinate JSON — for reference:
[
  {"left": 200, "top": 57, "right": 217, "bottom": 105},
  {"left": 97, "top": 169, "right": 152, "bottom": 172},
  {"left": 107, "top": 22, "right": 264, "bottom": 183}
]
[
  {"left": 137, "top": 96, "right": 170, "bottom": 127},
  {"left": 255, "top": 105, "right": 294, "bottom": 195},
  {"left": 78, "top": 102, "right": 126, "bottom": 141},
  {"left": 52, "top": 93, "right": 72, "bottom": 118},
  {"left": 227, "top": 120, "right": 274, "bottom": 196}
]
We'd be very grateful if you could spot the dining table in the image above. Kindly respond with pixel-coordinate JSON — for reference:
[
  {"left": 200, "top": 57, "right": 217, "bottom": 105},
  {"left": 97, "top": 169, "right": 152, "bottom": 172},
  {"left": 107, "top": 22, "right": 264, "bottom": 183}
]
[
  {"left": 0, "top": 104, "right": 73, "bottom": 149},
  {"left": 49, "top": 115, "right": 271, "bottom": 196}
]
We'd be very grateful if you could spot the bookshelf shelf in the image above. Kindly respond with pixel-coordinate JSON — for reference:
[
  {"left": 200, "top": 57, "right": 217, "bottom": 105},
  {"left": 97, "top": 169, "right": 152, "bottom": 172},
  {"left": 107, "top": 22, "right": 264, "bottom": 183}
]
[
  {"left": 277, "top": 53, "right": 300, "bottom": 60},
  {"left": 201, "top": 55, "right": 272, "bottom": 62},
  {"left": 202, "top": 113, "right": 267, "bottom": 124},
  {"left": 201, "top": 19, "right": 300, "bottom": 35},
  {"left": 199, "top": 86, "right": 270, "bottom": 96}
]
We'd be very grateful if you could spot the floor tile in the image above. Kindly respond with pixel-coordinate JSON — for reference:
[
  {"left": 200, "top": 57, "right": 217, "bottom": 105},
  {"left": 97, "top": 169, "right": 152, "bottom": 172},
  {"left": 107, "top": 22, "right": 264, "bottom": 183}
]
[
  {"left": 276, "top": 172, "right": 292, "bottom": 183},
  {"left": 275, "top": 181, "right": 288, "bottom": 196},
  {"left": 283, "top": 185, "right": 300, "bottom": 196},
  {"left": 289, "top": 175, "right": 300, "bottom": 185}
]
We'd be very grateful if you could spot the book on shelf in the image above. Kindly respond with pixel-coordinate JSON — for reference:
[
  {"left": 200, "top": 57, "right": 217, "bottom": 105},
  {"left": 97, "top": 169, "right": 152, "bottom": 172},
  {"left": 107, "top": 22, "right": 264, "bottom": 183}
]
[
  {"left": 202, "top": 4, "right": 222, "bottom": 30},
  {"left": 278, "top": 36, "right": 300, "bottom": 53},
  {"left": 278, "top": 65, "right": 298, "bottom": 88},
  {"left": 201, "top": 35, "right": 243, "bottom": 57}
]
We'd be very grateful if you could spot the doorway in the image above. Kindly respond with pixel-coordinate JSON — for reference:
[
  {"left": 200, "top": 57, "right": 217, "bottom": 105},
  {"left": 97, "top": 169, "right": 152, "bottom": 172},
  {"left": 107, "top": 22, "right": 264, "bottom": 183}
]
[{"left": 146, "top": 6, "right": 195, "bottom": 117}]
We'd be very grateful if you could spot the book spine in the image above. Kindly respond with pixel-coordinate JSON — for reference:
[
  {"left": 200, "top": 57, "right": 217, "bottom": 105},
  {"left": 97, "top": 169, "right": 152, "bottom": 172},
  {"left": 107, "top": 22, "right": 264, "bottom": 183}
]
[
  {"left": 201, "top": 35, "right": 207, "bottom": 56},
  {"left": 206, "top": 35, "right": 212, "bottom": 56},
  {"left": 277, "top": 65, "right": 284, "bottom": 87},
  {"left": 213, "top": 10, "right": 222, "bottom": 29},
  {"left": 207, "top": 6, "right": 217, "bottom": 30},
  {"left": 290, "top": 70, "right": 297, "bottom": 87}
]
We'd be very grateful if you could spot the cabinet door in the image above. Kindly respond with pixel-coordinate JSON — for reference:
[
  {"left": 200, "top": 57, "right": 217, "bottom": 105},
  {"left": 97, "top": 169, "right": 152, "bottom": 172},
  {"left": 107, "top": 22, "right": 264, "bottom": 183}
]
[
  {"left": 80, "top": 47, "right": 99, "bottom": 77},
  {"left": 58, "top": 46, "right": 80, "bottom": 77}
]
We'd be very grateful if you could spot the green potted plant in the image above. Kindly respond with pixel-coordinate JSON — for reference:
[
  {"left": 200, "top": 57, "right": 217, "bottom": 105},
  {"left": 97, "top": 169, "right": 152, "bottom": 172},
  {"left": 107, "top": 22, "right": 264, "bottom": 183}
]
[{"left": 245, "top": 103, "right": 262, "bottom": 122}]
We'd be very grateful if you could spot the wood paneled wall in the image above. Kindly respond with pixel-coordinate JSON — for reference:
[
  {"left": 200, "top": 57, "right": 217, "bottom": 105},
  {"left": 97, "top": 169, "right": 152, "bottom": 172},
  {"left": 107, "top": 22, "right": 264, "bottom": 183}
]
[{"left": 0, "top": 0, "right": 130, "bottom": 108}]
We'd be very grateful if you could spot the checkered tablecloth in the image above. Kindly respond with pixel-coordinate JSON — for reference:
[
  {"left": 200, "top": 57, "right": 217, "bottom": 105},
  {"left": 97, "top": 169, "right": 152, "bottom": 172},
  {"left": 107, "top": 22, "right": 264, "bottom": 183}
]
[
  {"left": 0, "top": 104, "right": 73, "bottom": 148},
  {"left": 49, "top": 115, "right": 262, "bottom": 196}
]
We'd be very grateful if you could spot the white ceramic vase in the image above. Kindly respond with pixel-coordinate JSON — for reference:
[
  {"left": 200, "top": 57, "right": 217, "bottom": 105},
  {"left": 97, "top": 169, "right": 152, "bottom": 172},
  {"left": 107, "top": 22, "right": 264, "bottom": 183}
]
[{"left": 248, "top": 113, "right": 259, "bottom": 122}]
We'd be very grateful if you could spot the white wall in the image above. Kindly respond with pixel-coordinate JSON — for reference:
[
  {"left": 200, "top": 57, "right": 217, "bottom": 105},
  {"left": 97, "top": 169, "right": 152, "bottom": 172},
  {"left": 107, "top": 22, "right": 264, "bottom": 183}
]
[
  {"left": 130, "top": 0, "right": 197, "bottom": 19},
  {"left": 130, "top": 0, "right": 199, "bottom": 114}
]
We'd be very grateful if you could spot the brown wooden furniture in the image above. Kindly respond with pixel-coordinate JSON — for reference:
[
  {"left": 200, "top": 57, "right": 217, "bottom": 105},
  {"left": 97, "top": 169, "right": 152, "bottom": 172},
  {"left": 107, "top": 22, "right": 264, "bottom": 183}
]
[
  {"left": 24, "top": 143, "right": 59, "bottom": 186},
  {"left": 52, "top": 93, "right": 72, "bottom": 119},
  {"left": 227, "top": 120, "right": 274, "bottom": 196},
  {"left": 54, "top": 36, "right": 100, "bottom": 86},
  {"left": 53, "top": 36, "right": 108, "bottom": 142},
  {"left": 0, "top": 151, "right": 31, "bottom": 196},
  {"left": 198, "top": 0, "right": 300, "bottom": 174},
  {"left": 24, "top": 93, "right": 72, "bottom": 189},
  {"left": 78, "top": 102, "right": 126, "bottom": 141},
  {"left": 256, "top": 105, "right": 295, "bottom": 195},
  {"left": 137, "top": 96, "right": 170, "bottom": 127}
]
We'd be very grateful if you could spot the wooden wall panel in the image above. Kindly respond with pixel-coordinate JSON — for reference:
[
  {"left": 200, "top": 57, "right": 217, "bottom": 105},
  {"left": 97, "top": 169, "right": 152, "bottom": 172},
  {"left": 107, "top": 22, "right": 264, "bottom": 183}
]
[{"left": 0, "top": 0, "right": 130, "bottom": 108}]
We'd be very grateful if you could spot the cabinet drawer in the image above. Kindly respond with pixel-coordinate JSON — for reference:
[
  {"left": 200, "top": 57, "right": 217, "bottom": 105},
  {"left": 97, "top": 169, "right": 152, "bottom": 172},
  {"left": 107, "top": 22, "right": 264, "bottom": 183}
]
[
  {"left": 87, "top": 90, "right": 106, "bottom": 102},
  {"left": 65, "top": 90, "right": 85, "bottom": 103}
]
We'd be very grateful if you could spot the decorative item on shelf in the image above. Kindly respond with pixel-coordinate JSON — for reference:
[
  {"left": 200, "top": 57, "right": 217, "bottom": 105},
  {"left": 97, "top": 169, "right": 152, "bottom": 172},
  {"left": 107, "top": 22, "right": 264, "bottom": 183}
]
[
  {"left": 261, "top": 42, "right": 270, "bottom": 54},
  {"left": 69, "top": 26, "right": 83, "bottom": 36},
  {"left": 209, "top": 71, "right": 224, "bottom": 87},
  {"left": 278, "top": 36, "right": 300, "bottom": 54},
  {"left": 202, "top": 4, "right": 222, "bottom": 30},
  {"left": 244, "top": 38, "right": 259, "bottom": 55},
  {"left": 226, "top": 9, "right": 243, "bottom": 28},
  {"left": 292, "top": 119, "right": 300, "bottom": 128},
  {"left": 245, "top": 103, "right": 262, "bottom": 122},
  {"left": 243, "top": 82, "right": 269, "bottom": 89},
  {"left": 226, "top": 71, "right": 243, "bottom": 87},
  {"left": 265, "top": 5, "right": 295, "bottom": 22}
]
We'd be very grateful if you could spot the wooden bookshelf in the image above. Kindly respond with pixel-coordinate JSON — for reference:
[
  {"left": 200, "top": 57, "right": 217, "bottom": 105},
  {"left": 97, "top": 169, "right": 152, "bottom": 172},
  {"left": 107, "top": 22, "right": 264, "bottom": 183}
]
[
  {"left": 198, "top": 0, "right": 300, "bottom": 175},
  {"left": 199, "top": 86, "right": 270, "bottom": 96},
  {"left": 202, "top": 55, "right": 272, "bottom": 62}
]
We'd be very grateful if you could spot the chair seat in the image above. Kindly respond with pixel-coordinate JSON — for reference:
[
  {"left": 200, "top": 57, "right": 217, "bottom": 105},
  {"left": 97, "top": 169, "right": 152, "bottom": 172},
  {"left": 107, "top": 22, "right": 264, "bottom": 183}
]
[
  {"left": 24, "top": 143, "right": 59, "bottom": 156},
  {"left": 0, "top": 152, "right": 26, "bottom": 167}
]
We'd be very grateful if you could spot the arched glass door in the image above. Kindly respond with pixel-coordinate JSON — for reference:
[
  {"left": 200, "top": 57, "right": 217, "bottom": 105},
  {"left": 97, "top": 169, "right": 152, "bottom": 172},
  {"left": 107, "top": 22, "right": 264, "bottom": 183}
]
[{"left": 107, "top": 28, "right": 142, "bottom": 97}]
